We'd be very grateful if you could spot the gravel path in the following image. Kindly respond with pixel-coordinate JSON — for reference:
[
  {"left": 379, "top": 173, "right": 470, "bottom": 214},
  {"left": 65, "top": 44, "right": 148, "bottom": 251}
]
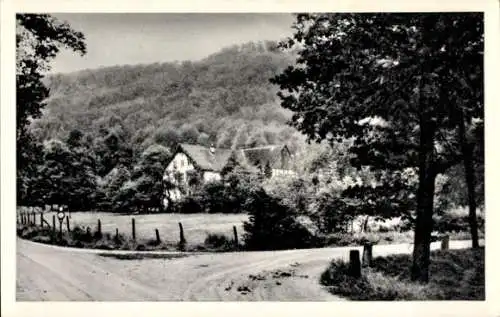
[{"left": 16, "top": 238, "right": 480, "bottom": 301}]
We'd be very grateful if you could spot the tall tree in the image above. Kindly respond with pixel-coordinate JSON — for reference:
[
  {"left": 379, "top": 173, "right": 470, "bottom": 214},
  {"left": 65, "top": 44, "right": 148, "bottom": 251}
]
[
  {"left": 17, "top": 14, "right": 86, "bottom": 205},
  {"left": 271, "top": 13, "right": 483, "bottom": 282},
  {"left": 114, "top": 144, "right": 170, "bottom": 213},
  {"left": 452, "top": 78, "right": 484, "bottom": 249}
]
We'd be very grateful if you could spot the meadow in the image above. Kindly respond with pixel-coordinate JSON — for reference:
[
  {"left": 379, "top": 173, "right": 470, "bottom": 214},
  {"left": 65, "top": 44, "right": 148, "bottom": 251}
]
[{"left": 39, "top": 211, "right": 249, "bottom": 246}]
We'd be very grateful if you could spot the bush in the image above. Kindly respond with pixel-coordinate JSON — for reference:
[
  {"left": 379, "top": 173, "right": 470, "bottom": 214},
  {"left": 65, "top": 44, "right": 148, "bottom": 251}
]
[
  {"left": 310, "top": 191, "right": 353, "bottom": 234},
  {"left": 204, "top": 233, "right": 234, "bottom": 251},
  {"left": 243, "top": 189, "right": 318, "bottom": 251},
  {"left": 434, "top": 213, "right": 485, "bottom": 233},
  {"left": 176, "top": 196, "right": 204, "bottom": 214},
  {"left": 176, "top": 176, "right": 259, "bottom": 214},
  {"left": 70, "top": 225, "right": 93, "bottom": 243},
  {"left": 322, "top": 231, "right": 414, "bottom": 247}
]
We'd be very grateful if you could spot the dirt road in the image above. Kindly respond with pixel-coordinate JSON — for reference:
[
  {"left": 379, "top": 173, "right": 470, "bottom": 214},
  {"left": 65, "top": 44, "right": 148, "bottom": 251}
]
[{"left": 16, "top": 238, "right": 479, "bottom": 301}]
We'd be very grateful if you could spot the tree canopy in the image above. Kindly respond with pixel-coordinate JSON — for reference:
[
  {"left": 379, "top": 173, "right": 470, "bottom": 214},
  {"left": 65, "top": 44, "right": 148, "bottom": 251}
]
[
  {"left": 271, "top": 13, "right": 483, "bottom": 282},
  {"left": 16, "top": 14, "right": 87, "bottom": 206}
]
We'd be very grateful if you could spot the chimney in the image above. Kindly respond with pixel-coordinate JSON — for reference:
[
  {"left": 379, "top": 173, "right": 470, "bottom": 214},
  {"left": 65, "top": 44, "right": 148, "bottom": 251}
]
[{"left": 209, "top": 144, "right": 215, "bottom": 155}]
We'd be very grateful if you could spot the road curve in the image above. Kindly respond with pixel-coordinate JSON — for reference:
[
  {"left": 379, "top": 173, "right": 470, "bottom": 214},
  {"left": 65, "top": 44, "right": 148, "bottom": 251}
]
[{"left": 16, "top": 238, "right": 479, "bottom": 301}]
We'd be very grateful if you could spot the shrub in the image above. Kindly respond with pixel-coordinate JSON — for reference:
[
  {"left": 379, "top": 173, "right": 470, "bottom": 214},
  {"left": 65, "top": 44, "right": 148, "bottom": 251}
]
[
  {"left": 243, "top": 188, "right": 318, "bottom": 251},
  {"left": 176, "top": 196, "right": 204, "bottom": 214},
  {"left": 434, "top": 212, "right": 485, "bottom": 233},
  {"left": 70, "top": 225, "right": 93, "bottom": 243},
  {"left": 310, "top": 191, "right": 353, "bottom": 234},
  {"left": 176, "top": 175, "right": 260, "bottom": 214},
  {"left": 204, "top": 233, "right": 234, "bottom": 251}
]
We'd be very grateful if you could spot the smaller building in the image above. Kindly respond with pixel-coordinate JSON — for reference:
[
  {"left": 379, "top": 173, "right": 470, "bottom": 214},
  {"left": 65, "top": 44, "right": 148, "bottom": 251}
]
[{"left": 162, "top": 143, "right": 295, "bottom": 204}]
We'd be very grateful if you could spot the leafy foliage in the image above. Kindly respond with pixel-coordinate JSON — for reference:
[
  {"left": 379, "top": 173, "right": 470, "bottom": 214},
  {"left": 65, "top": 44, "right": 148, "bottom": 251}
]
[
  {"left": 112, "top": 144, "right": 170, "bottom": 213},
  {"left": 243, "top": 188, "right": 318, "bottom": 250},
  {"left": 17, "top": 14, "right": 86, "bottom": 206},
  {"left": 271, "top": 13, "right": 483, "bottom": 282}
]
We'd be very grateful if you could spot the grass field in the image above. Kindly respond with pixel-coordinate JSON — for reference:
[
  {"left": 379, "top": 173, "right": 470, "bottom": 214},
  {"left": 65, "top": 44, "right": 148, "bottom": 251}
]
[{"left": 37, "top": 211, "right": 249, "bottom": 246}]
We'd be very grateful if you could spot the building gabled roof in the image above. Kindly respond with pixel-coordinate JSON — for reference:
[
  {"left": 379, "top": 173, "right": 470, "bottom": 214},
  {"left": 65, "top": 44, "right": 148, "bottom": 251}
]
[
  {"left": 176, "top": 143, "right": 233, "bottom": 172},
  {"left": 167, "top": 143, "right": 292, "bottom": 174},
  {"left": 239, "top": 145, "right": 290, "bottom": 169}
]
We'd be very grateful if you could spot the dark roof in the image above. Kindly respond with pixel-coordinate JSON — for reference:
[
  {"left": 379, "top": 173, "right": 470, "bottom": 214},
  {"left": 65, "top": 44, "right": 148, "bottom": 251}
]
[
  {"left": 170, "top": 143, "right": 291, "bottom": 173},
  {"left": 239, "top": 145, "right": 289, "bottom": 169},
  {"left": 177, "top": 143, "right": 233, "bottom": 172}
]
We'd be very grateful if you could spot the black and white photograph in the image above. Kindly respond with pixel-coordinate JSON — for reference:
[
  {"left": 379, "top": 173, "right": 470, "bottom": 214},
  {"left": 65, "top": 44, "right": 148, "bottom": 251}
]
[{"left": 3, "top": 1, "right": 498, "bottom": 312}]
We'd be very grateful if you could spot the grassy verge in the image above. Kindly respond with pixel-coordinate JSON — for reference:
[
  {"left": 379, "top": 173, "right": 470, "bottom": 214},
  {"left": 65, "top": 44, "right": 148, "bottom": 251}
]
[
  {"left": 98, "top": 253, "right": 190, "bottom": 260},
  {"left": 17, "top": 224, "right": 239, "bottom": 252},
  {"left": 320, "top": 247, "right": 485, "bottom": 300}
]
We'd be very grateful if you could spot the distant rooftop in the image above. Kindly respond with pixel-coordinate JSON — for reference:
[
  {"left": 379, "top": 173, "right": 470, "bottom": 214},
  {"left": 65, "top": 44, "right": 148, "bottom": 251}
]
[{"left": 174, "top": 143, "right": 290, "bottom": 172}]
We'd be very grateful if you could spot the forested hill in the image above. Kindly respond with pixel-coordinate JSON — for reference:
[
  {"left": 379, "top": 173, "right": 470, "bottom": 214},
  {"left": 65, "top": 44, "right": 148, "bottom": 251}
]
[{"left": 31, "top": 41, "right": 306, "bottom": 154}]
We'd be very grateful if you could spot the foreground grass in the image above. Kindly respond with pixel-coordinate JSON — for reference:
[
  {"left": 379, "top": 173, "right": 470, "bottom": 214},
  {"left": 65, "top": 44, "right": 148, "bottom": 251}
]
[{"left": 320, "top": 247, "right": 485, "bottom": 300}]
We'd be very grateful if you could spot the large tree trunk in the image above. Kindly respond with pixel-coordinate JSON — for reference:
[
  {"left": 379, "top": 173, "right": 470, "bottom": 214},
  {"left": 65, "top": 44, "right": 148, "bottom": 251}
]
[
  {"left": 457, "top": 112, "right": 480, "bottom": 248},
  {"left": 411, "top": 166, "right": 436, "bottom": 282},
  {"left": 411, "top": 120, "right": 437, "bottom": 283}
]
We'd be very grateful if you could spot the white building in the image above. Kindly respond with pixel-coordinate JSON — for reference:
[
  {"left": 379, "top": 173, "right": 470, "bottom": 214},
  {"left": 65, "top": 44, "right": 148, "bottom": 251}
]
[{"left": 163, "top": 143, "right": 295, "bottom": 205}]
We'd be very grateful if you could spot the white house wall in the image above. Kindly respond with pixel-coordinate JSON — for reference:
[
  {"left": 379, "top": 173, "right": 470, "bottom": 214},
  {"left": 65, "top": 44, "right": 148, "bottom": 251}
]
[
  {"left": 165, "top": 152, "right": 195, "bottom": 181},
  {"left": 203, "top": 171, "right": 221, "bottom": 182},
  {"left": 163, "top": 152, "right": 196, "bottom": 205}
]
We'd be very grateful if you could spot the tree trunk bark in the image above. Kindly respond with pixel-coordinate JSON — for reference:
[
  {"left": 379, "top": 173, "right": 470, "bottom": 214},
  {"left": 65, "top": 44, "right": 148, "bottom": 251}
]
[
  {"left": 411, "top": 119, "right": 437, "bottom": 283},
  {"left": 362, "top": 215, "right": 370, "bottom": 233},
  {"left": 457, "top": 112, "right": 480, "bottom": 249}
]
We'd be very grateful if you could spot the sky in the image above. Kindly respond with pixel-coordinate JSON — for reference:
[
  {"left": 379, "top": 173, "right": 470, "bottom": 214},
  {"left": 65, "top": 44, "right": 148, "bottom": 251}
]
[{"left": 50, "top": 13, "right": 295, "bottom": 74}]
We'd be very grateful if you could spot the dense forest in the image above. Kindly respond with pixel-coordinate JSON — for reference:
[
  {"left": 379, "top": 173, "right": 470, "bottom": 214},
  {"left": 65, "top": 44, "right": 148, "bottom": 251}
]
[{"left": 31, "top": 41, "right": 304, "bottom": 153}]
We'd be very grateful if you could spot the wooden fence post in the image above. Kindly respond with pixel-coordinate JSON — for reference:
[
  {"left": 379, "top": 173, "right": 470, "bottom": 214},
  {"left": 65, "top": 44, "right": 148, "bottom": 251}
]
[
  {"left": 233, "top": 225, "right": 238, "bottom": 248},
  {"left": 441, "top": 234, "right": 449, "bottom": 250},
  {"left": 59, "top": 219, "right": 63, "bottom": 238},
  {"left": 179, "top": 222, "right": 186, "bottom": 244},
  {"left": 66, "top": 215, "right": 71, "bottom": 233},
  {"left": 32, "top": 212, "right": 36, "bottom": 225},
  {"left": 52, "top": 215, "right": 56, "bottom": 234},
  {"left": 349, "top": 250, "right": 361, "bottom": 278},
  {"left": 97, "top": 219, "right": 102, "bottom": 238},
  {"left": 155, "top": 228, "right": 161, "bottom": 244},
  {"left": 362, "top": 244, "right": 373, "bottom": 267},
  {"left": 40, "top": 213, "right": 44, "bottom": 228},
  {"left": 132, "top": 218, "right": 136, "bottom": 241}
]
